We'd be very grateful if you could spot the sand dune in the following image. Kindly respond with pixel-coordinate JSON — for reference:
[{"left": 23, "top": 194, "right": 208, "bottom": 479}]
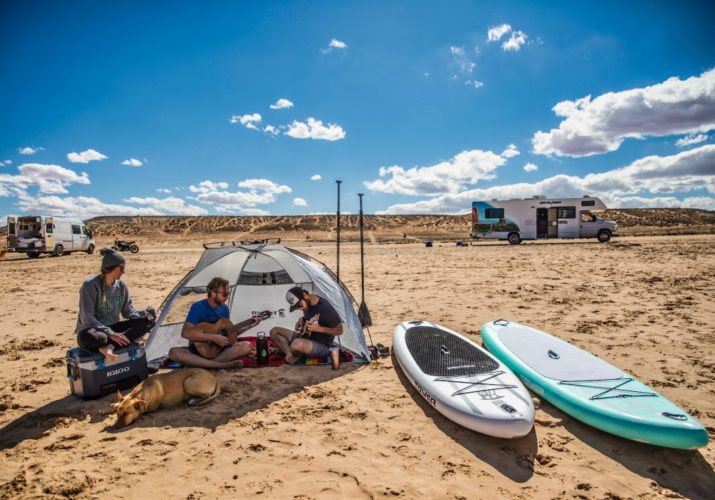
[{"left": 0, "top": 235, "right": 713, "bottom": 498}]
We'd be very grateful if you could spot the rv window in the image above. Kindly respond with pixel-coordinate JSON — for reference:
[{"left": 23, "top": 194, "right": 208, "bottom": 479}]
[
  {"left": 82, "top": 226, "right": 91, "bottom": 236},
  {"left": 72, "top": 224, "right": 81, "bottom": 234},
  {"left": 557, "top": 207, "right": 576, "bottom": 219},
  {"left": 8, "top": 222, "right": 16, "bottom": 235},
  {"left": 45, "top": 223, "right": 53, "bottom": 234},
  {"left": 581, "top": 200, "right": 596, "bottom": 207},
  {"left": 485, "top": 208, "right": 505, "bottom": 219}
]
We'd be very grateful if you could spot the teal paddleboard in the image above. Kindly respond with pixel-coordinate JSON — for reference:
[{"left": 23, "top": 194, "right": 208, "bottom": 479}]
[{"left": 480, "top": 320, "right": 708, "bottom": 449}]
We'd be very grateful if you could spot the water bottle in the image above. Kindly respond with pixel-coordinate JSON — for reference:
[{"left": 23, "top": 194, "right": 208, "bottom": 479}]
[{"left": 256, "top": 331, "right": 268, "bottom": 365}]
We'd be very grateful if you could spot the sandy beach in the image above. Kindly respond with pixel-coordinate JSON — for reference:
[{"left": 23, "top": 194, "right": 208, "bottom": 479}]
[{"left": 0, "top": 234, "right": 713, "bottom": 499}]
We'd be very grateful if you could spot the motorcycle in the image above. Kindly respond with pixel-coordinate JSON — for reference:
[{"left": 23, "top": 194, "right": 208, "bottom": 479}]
[{"left": 112, "top": 239, "right": 140, "bottom": 253}]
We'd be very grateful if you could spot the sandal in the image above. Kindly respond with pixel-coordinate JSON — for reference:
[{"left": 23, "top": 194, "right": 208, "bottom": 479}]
[{"left": 376, "top": 343, "right": 390, "bottom": 358}]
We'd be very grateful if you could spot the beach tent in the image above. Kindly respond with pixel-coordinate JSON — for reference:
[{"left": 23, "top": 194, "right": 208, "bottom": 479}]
[{"left": 145, "top": 240, "right": 370, "bottom": 363}]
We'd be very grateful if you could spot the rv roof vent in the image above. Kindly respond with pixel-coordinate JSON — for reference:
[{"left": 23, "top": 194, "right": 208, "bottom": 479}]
[{"left": 583, "top": 195, "right": 591, "bottom": 198}]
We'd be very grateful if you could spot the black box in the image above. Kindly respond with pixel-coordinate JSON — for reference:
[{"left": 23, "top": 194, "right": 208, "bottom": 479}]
[{"left": 66, "top": 343, "right": 149, "bottom": 400}]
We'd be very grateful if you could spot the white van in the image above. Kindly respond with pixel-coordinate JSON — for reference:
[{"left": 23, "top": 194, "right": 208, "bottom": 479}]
[
  {"left": 470, "top": 196, "right": 618, "bottom": 244},
  {"left": 6, "top": 215, "right": 96, "bottom": 258}
]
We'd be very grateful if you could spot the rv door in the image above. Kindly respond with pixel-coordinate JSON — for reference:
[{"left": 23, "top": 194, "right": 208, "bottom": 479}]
[
  {"left": 71, "top": 224, "right": 83, "bottom": 251},
  {"left": 7, "top": 217, "right": 17, "bottom": 249}
]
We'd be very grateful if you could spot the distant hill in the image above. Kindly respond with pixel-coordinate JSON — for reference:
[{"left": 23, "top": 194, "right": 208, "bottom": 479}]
[
  {"left": 83, "top": 209, "right": 713, "bottom": 240},
  {"left": 1, "top": 209, "right": 713, "bottom": 242}
]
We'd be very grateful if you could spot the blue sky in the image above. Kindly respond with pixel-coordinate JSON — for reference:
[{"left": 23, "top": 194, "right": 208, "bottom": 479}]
[{"left": 1, "top": 0, "right": 714, "bottom": 218}]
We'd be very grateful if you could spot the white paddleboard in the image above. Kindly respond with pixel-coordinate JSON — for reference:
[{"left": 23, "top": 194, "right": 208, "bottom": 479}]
[{"left": 393, "top": 320, "right": 534, "bottom": 438}]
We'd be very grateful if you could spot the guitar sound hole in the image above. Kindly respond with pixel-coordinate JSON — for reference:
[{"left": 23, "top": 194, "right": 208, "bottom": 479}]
[{"left": 218, "top": 328, "right": 229, "bottom": 336}]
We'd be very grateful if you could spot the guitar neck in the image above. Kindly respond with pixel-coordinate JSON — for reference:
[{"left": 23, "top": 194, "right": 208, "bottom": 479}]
[{"left": 227, "top": 317, "right": 254, "bottom": 336}]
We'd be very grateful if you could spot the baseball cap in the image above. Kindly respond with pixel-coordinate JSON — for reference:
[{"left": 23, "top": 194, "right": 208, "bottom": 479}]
[{"left": 286, "top": 286, "right": 306, "bottom": 312}]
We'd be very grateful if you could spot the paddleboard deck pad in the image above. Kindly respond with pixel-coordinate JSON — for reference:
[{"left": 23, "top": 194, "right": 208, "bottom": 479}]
[
  {"left": 393, "top": 321, "right": 534, "bottom": 438},
  {"left": 481, "top": 320, "right": 709, "bottom": 449}
]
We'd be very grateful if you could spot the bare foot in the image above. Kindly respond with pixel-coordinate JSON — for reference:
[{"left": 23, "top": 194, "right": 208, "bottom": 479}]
[
  {"left": 220, "top": 359, "right": 244, "bottom": 369},
  {"left": 285, "top": 354, "right": 299, "bottom": 365},
  {"left": 99, "top": 346, "right": 118, "bottom": 363}
]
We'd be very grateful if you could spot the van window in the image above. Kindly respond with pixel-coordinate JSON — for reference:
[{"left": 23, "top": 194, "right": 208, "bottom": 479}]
[
  {"left": 485, "top": 208, "right": 505, "bottom": 219},
  {"left": 8, "top": 222, "right": 16, "bottom": 235},
  {"left": 82, "top": 226, "right": 91, "bottom": 236},
  {"left": 581, "top": 200, "right": 596, "bottom": 207},
  {"left": 45, "top": 223, "right": 53, "bottom": 234},
  {"left": 72, "top": 224, "right": 81, "bottom": 235},
  {"left": 557, "top": 206, "right": 576, "bottom": 219}
]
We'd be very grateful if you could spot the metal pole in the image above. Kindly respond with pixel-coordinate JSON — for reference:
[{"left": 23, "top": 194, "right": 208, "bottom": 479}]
[
  {"left": 336, "top": 180, "right": 342, "bottom": 283},
  {"left": 357, "top": 193, "right": 372, "bottom": 327}
]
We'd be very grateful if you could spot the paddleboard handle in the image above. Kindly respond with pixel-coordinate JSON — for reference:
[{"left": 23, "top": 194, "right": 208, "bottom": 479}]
[
  {"left": 662, "top": 412, "right": 687, "bottom": 421},
  {"left": 493, "top": 319, "right": 510, "bottom": 326}
]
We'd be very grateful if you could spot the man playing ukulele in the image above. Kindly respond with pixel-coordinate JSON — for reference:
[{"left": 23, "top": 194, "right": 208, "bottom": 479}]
[{"left": 168, "top": 277, "right": 261, "bottom": 369}]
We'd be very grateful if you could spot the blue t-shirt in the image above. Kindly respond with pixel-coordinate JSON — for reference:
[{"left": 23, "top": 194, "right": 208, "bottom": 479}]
[
  {"left": 303, "top": 297, "right": 341, "bottom": 346},
  {"left": 186, "top": 299, "right": 230, "bottom": 325}
]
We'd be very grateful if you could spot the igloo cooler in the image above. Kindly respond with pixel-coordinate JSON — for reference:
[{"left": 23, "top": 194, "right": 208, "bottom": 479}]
[{"left": 66, "top": 343, "right": 148, "bottom": 400}]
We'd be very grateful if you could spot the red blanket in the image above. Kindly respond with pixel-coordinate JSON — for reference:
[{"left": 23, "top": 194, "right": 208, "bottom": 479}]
[{"left": 238, "top": 336, "right": 286, "bottom": 367}]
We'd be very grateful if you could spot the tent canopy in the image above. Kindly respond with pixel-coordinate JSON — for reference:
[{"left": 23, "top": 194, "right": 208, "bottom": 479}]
[{"left": 145, "top": 241, "right": 370, "bottom": 363}]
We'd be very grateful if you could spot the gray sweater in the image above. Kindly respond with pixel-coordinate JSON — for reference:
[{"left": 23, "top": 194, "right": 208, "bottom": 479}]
[{"left": 75, "top": 275, "right": 142, "bottom": 338}]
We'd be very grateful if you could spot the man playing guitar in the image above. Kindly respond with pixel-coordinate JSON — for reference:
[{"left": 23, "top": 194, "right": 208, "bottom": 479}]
[
  {"left": 270, "top": 286, "right": 343, "bottom": 364},
  {"left": 168, "top": 277, "right": 262, "bottom": 369}
]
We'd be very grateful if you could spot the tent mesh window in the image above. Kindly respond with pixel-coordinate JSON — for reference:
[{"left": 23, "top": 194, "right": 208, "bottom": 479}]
[
  {"left": 238, "top": 270, "right": 294, "bottom": 285},
  {"left": 405, "top": 326, "right": 499, "bottom": 376}
]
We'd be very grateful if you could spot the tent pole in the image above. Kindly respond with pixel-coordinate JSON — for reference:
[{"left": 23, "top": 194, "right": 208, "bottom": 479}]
[
  {"left": 336, "top": 180, "right": 342, "bottom": 283},
  {"left": 357, "top": 193, "right": 372, "bottom": 327}
]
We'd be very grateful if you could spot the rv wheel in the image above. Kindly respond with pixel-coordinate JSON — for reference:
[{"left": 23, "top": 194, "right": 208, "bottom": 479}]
[
  {"left": 507, "top": 233, "right": 522, "bottom": 245},
  {"left": 28, "top": 252, "right": 40, "bottom": 259},
  {"left": 86, "top": 244, "right": 95, "bottom": 254},
  {"left": 597, "top": 230, "right": 611, "bottom": 243},
  {"left": 53, "top": 244, "right": 64, "bottom": 257}
]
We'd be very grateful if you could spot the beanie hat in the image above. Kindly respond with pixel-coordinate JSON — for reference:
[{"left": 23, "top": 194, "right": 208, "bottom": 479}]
[{"left": 100, "top": 247, "right": 126, "bottom": 271}]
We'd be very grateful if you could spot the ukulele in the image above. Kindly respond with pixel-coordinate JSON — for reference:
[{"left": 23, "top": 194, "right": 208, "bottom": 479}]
[{"left": 193, "top": 311, "right": 272, "bottom": 359}]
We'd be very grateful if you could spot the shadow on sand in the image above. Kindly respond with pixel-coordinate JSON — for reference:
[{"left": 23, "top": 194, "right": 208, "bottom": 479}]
[
  {"left": 539, "top": 401, "right": 715, "bottom": 498},
  {"left": 392, "top": 353, "right": 537, "bottom": 482},
  {"left": 0, "top": 362, "right": 363, "bottom": 448}
]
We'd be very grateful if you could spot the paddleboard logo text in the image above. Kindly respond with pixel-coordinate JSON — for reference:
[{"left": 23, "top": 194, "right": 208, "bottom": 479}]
[{"left": 414, "top": 380, "right": 436, "bottom": 407}]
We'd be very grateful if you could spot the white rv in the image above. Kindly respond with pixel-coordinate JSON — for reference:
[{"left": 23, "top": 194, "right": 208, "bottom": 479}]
[
  {"left": 470, "top": 196, "right": 618, "bottom": 244},
  {"left": 6, "top": 215, "right": 96, "bottom": 258}
]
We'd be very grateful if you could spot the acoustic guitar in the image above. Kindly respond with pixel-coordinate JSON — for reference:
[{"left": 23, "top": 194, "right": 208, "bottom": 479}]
[
  {"left": 193, "top": 311, "right": 272, "bottom": 359},
  {"left": 298, "top": 314, "right": 320, "bottom": 338}
]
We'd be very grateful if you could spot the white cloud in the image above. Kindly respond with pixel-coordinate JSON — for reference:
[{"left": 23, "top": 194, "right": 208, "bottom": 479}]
[
  {"left": 189, "top": 178, "right": 292, "bottom": 210},
  {"left": 16, "top": 194, "right": 162, "bottom": 218},
  {"left": 231, "top": 113, "right": 262, "bottom": 130},
  {"left": 311, "top": 174, "right": 322, "bottom": 181},
  {"left": 124, "top": 196, "right": 208, "bottom": 215},
  {"left": 2, "top": 160, "right": 11, "bottom": 166},
  {"left": 377, "top": 144, "right": 715, "bottom": 213},
  {"left": 502, "top": 30, "right": 527, "bottom": 51},
  {"left": 465, "top": 80, "right": 484, "bottom": 89},
  {"left": 450, "top": 46, "right": 476, "bottom": 74},
  {"left": 293, "top": 197, "right": 308, "bottom": 207},
  {"left": 67, "top": 149, "right": 108, "bottom": 164},
  {"left": 156, "top": 188, "right": 172, "bottom": 194},
  {"left": 487, "top": 24, "right": 512, "bottom": 42},
  {"left": 364, "top": 147, "right": 515, "bottom": 196},
  {"left": 188, "top": 180, "right": 230, "bottom": 193},
  {"left": 285, "top": 117, "right": 346, "bottom": 141},
  {"left": 121, "top": 158, "right": 143, "bottom": 167},
  {"left": 270, "top": 98, "right": 294, "bottom": 110},
  {"left": 322, "top": 38, "right": 348, "bottom": 53},
  {"left": 676, "top": 133, "right": 709, "bottom": 147},
  {"left": 532, "top": 68, "right": 715, "bottom": 157},
  {"left": 263, "top": 125, "right": 280, "bottom": 135},
  {"left": 0, "top": 163, "right": 90, "bottom": 195},
  {"left": 19, "top": 147, "right": 40, "bottom": 155},
  {"left": 501, "top": 144, "right": 520, "bottom": 158},
  {"left": 524, "top": 162, "right": 539, "bottom": 172}
]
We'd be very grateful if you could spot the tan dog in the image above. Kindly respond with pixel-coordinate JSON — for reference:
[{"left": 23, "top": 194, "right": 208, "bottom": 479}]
[{"left": 113, "top": 368, "right": 219, "bottom": 428}]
